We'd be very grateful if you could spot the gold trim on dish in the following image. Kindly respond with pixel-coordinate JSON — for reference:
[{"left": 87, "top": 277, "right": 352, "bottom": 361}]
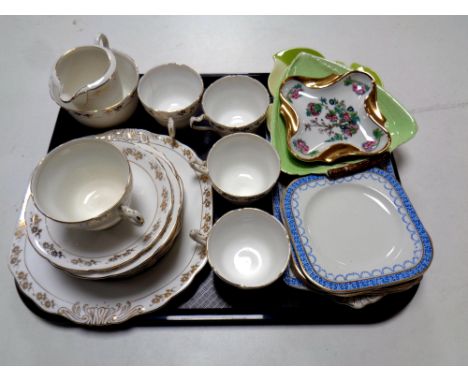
[{"left": 279, "top": 70, "right": 391, "bottom": 163}]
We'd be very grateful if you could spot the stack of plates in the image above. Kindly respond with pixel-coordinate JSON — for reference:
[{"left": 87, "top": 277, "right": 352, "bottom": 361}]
[
  {"left": 9, "top": 129, "right": 213, "bottom": 325},
  {"left": 24, "top": 131, "right": 183, "bottom": 279},
  {"left": 273, "top": 168, "right": 433, "bottom": 308}
]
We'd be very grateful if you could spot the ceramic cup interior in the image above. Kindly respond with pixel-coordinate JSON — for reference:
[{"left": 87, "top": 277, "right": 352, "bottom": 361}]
[
  {"left": 207, "top": 208, "right": 290, "bottom": 288},
  {"left": 64, "top": 49, "right": 138, "bottom": 112},
  {"left": 207, "top": 133, "right": 280, "bottom": 198},
  {"left": 55, "top": 46, "right": 112, "bottom": 102},
  {"left": 138, "top": 64, "right": 203, "bottom": 112},
  {"left": 31, "top": 139, "right": 130, "bottom": 223},
  {"left": 203, "top": 76, "right": 270, "bottom": 127}
]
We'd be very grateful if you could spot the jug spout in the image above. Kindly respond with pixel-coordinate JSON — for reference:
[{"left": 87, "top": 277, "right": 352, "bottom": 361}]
[{"left": 51, "top": 39, "right": 117, "bottom": 108}]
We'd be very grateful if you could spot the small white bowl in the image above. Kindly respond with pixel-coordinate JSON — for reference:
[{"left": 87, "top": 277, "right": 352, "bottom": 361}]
[
  {"left": 190, "top": 208, "right": 291, "bottom": 289},
  {"left": 190, "top": 75, "right": 270, "bottom": 135},
  {"left": 191, "top": 133, "right": 280, "bottom": 203},
  {"left": 138, "top": 63, "right": 203, "bottom": 137}
]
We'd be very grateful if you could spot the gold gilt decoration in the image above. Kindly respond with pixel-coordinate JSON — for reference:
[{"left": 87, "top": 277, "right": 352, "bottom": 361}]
[
  {"left": 29, "top": 214, "right": 42, "bottom": 238},
  {"left": 42, "top": 242, "right": 64, "bottom": 258},
  {"left": 71, "top": 258, "right": 98, "bottom": 267},
  {"left": 122, "top": 147, "right": 144, "bottom": 160},
  {"left": 14, "top": 221, "right": 26, "bottom": 239},
  {"left": 150, "top": 161, "right": 164, "bottom": 181},
  {"left": 202, "top": 213, "right": 211, "bottom": 233},
  {"left": 16, "top": 271, "right": 32, "bottom": 292},
  {"left": 34, "top": 292, "right": 56, "bottom": 309},
  {"left": 58, "top": 301, "right": 145, "bottom": 326},
  {"left": 160, "top": 187, "right": 169, "bottom": 212},
  {"left": 183, "top": 148, "right": 193, "bottom": 160},
  {"left": 180, "top": 265, "right": 199, "bottom": 282},
  {"left": 10, "top": 245, "right": 22, "bottom": 266},
  {"left": 108, "top": 248, "right": 135, "bottom": 263},
  {"left": 279, "top": 70, "right": 390, "bottom": 163},
  {"left": 203, "top": 188, "right": 212, "bottom": 208},
  {"left": 151, "top": 288, "right": 175, "bottom": 305}
]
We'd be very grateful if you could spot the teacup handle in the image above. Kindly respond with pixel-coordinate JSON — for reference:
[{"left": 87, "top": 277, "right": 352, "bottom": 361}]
[
  {"left": 167, "top": 117, "right": 176, "bottom": 138},
  {"left": 190, "top": 114, "right": 215, "bottom": 132},
  {"left": 95, "top": 33, "right": 110, "bottom": 48},
  {"left": 189, "top": 229, "right": 208, "bottom": 246},
  {"left": 120, "top": 205, "right": 145, "bottom": 226},
  {"left": 189, "top": 159, "right": 209, "bottom": 177}
]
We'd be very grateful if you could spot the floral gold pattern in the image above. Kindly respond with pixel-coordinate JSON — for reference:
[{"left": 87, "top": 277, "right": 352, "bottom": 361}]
[
  {"left": 58, "top": 301, "right": 145, "bottom": 326},
  {"left": 29, "top": 214, "right": 42, "bottom": 238},
  {"left": 122, "top": 147, "right": 144, "bottom": 160},
  {"left": 151, "top": 289, "right": 174, "bottom": 305},
  {"left": 180, "top": 265, "right": 199, "bottom": 282}
]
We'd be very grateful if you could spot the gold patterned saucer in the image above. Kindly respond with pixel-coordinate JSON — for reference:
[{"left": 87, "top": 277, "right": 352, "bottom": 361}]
[{"left": 8, "top": 129, "right": 213, "bottom": 326}]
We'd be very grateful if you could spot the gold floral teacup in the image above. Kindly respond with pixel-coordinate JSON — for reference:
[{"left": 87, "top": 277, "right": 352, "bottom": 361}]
[
  {"left": 30, "top": 138, "right": 144, "bottom": 231},
  {"left": 138, "top": 63, "right": 204, "bottom": 139}
]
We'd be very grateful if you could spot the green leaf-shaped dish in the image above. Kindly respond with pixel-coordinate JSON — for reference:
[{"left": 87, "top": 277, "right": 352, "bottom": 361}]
[{"left": 268, "top": 49, "right": 417, "bottom": 175}]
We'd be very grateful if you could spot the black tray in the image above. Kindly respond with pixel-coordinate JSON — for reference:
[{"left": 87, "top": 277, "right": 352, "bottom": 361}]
[{"left": 17, "top": 73, "right": 419, "bottom": 328}]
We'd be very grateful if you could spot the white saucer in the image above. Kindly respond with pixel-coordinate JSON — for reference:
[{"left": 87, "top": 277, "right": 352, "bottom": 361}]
[{"left": 25, "top": 139, "right": 174, "bottom": 274}]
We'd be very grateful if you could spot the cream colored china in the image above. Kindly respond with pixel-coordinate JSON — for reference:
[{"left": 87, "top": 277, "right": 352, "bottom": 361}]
[
  {"left": 49, "top": 34, "right": 119, "bottom": 107},
  {"left": 190, "top": 75, "right": 269, "bottom": 135},
  {"left": 30, "top": 138, "right": 144, "bottom": 231},
  {"left": 50, "top": 35, "right": 139, "bottom": 128},
  {"left": 190, "top": 208, "right": 290, "bottom": 289},
  {"left": 8, "top": 129, "right": 212, "bottom": 326},
  {"left": 73, "top": 134, "right": 185, "bottom": 280},
  {"left": 26, "top": 139, "right": 174, "bottom": 274},
  {"left": 190, "top": 133, "right": 280, "bottom": 204},
  {"left": 138, "top": 63, "right": 203, "bottom": 138}
]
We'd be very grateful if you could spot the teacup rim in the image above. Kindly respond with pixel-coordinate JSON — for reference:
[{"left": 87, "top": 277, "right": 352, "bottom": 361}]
[
  {"left": 137, "top": 62, "right": 204, "bottom": 115},
  {"left": 30, "top": 137, "right": 132, "bottom": 225},
  {"left": 206, "top": 132, "right": 281, "bottom": 200},
  {"left": 206, "top": 207, "right": 291, "bottom": 289}
]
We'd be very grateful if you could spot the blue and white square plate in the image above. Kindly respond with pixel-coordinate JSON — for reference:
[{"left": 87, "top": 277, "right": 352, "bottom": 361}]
[{"left": 282, "top": 168, "right": 433, "bottom": 294}]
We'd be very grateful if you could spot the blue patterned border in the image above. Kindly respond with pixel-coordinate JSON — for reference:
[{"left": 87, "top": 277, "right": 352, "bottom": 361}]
[
  {"left": 283, "top": 168, "right": 433, "bottom": 292},
  {"left": 273, "top": 184, "right": 308, "bottom": 289}
]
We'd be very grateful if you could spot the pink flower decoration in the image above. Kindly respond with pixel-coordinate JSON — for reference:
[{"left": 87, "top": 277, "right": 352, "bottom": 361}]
[
  {"left": 362, "top": 140, "right": 378, "bottom": 151},
  {"left": 352, "top": 83, "right": 367, "bottom": 95}
]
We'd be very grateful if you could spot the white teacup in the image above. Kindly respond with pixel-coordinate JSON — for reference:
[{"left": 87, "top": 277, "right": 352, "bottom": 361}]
[
  {"left": 30, "top": 138, "right": 144, "bottom": 231},
  {"left": 190, "top": 75, "right": 270, "bottom": 135},
  {"left": 190, "top": 208, "right": 291, "bottom": 289},
  {"left": 138, "top": 63, "right": 204, "bottom": 138},
  {"left": 190, "top": 133, "right": 280, "bottom": 204}
]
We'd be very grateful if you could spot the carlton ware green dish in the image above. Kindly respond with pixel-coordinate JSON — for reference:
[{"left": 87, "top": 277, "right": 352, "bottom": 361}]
[{"left": 267, "top": 49, "right": 417, "bottom": 175}]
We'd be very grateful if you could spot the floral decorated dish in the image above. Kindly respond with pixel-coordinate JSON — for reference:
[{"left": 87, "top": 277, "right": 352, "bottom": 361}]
[
  {"left": 282, "top": 168, "right": 433, "bottom": 294},
  {"left": 267, "top": 49, "right": 418, "bottom": 175},
  {"left": 279, "top": 71, "right": 390, "bottom": 163}
]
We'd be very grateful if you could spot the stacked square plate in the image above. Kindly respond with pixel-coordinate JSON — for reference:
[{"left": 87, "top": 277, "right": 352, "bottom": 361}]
[{"left": 274, "top": 168, "right": 433, "bottom": 308}]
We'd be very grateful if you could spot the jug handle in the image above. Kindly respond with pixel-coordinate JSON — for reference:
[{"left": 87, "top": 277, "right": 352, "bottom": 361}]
[{"left": 95, "top": 33, "right": 110, "bottom": 48}]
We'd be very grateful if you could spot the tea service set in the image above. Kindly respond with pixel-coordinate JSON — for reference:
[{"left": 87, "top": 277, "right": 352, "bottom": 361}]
[{"left": 8, "top": 35, "right": 433, "bottom": 325}]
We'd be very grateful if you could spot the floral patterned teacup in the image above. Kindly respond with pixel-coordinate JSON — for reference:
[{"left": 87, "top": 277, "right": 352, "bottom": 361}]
[
  {"left": 190, "top": 75, "right": 270, "bottom": 136},
  {"left": 30, "top": 138, "right": 144, "bottom": 231},
  {"left": 138, "top": 63, "right": 204, "bottom": 139}
]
